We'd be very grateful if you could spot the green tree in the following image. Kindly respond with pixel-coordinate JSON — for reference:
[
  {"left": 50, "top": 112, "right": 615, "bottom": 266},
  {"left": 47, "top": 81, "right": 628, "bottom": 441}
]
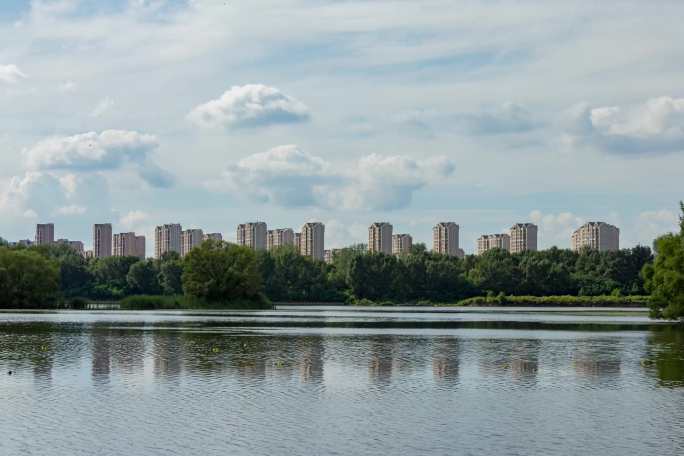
[
  {"left": 33, "top": 243, "right": 93, "bottom": 297},
  {"left": 89, "top": 256, "right": 140, "bottom": 299},
  {"left": 158, "top": 252, "right": 184, "bottom": 295},
  {"left": 182, "top": 240, "right": 262, "bottom": 303},
  {"left": 468, "top": 248, "right": 521, "bottom": 295},
  {"left": 0, "top": 248, "right": 60, "bottom": 308},
  {"left": 127, "top": 259, "right": 162, "bottom": 295},
  {"left": 643, "top": 202, "right": 684, "bottom": 319}
]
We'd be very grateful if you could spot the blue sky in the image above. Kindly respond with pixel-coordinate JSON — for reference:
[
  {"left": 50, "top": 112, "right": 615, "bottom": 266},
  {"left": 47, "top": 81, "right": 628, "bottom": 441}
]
[{"left": 1, "top": 0, "right": 683, "bottom": 252}]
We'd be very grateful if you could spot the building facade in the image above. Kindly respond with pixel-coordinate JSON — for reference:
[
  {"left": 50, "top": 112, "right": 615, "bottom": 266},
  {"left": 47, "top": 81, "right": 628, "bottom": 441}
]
[
  {"left": 301, "top": 222, "right": 325, "bottom": 261},
  {"left": 392, "top": 234, "right": 413, "bottom": 255},
  {"left": 203, "top": 233, "right": 223, "bottom": 242},
  {"left": 155, "top": 224, "right": 182, "bottom": 259},
  {"left": 57, "top": 239, "right": 84, "bottom": 255},
  {"left": 93, "top": 223, "right": 113, "bottom": 258},
  {"left": 368, "top": 222, "right": 393, "bottom": 254},
  {"left": 267, "top": 228, "right": 295, "bottom": 251},
  {"left": 35, "top": 223, "right": 55, "bottom": 246},
  {"left": 571, "top": 222, "right": 619, "bottom": 252},
  {"left": 476, "top": 233, "right": 511, "bottom": 255},
  {"left": 114, "top": 232, "right": 146, "bottom": 259},
  {"left": 237, "top": 222, "right": 267, "bottom": 250},
  {"left": 181, "top": 229, "right": 204, "bottom": 257},
  {"left": 509, "top": 223, "right": 538, "bottom": 253},
  {"left": 294, "top": 232, "right": 302, "bottom": 253},
  {"left": 433, "top": 222, "right": 460, "bottom": 256}
]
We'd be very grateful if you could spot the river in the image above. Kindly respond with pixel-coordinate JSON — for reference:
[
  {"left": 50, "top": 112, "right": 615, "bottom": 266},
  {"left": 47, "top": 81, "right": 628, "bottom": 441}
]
[{"left": 1, "top": 307, "right": 682, "bottom": 456}]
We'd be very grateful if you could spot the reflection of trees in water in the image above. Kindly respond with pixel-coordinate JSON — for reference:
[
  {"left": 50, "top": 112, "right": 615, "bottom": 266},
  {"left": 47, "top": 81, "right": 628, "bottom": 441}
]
[
  {"left": 109, "top": 329, "right": 145, "bottom": 375},
  {"left": 295, "top": 337, "right": 324, "bottom": 383},
  {"left": 432, "top": 337, "right": 459, "bottom": 383},
  {"left": 645, "top": 327, "right": 684, "bottom": 387}
]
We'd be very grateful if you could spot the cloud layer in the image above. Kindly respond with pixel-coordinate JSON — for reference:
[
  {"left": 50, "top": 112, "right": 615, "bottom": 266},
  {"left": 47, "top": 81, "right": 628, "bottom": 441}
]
[
  {"left": 215, "top": 145, "right": 455, "bottom": 211},
  {"left": 0, "top": 64, "right": 26, "bottom": 84},
  {"left": 188, "top": 84, "right": 310, "bottom": 129},
  {"left": 563, "top": 96, "right": 684, "bottom": 155}
]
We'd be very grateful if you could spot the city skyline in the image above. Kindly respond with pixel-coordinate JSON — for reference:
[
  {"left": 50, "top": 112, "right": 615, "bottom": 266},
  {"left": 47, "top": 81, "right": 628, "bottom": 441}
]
[{"left": 0, "top": 2, "right": 682, "bottom": 254}]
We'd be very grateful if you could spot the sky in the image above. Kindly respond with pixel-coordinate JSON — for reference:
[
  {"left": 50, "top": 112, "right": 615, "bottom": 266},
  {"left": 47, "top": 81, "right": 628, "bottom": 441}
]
[{"left": 1, "top": 0, "right": 683, "bottom": 252}]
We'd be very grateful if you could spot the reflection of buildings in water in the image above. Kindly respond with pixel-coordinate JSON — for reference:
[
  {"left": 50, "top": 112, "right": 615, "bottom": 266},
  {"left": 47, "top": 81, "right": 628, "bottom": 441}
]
[
  {"left": 476, "top": 339, "right": 541, "bottom": 380},
  {"left": 298, "top": 337, "right": 325, "bottom": 383},
  {"left": 234, "top": 338, "right": 267, "bottom": 380},
  {"left": 572, "top": 341, "right": 622, "bottom": 378},
  {"left": 31, "top": 334, "right": 55, "bottom": 382},
  {"left": 432, "top": 338, "right": 459, "bottom": 382},
  {"left": 368, "top": 337, "right": 396, "bottom": 385},
  {"left": 91, "top": 331, "right": 111, "bottom": 383},
  {"left": 573, "top": 359, "right": 621, "bottom": 377},
  {"left": 153, "top": 332, "right": 183, "bottom": 379},
  {"left": 510, "top": 359, "right": 538, "bottom": 378},
  {"left": 110, "top": 331, "right": 145, "bottom": 374}
]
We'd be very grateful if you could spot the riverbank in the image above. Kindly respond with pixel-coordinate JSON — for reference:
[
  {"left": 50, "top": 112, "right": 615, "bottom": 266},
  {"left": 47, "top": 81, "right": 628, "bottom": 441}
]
[{"left": 343, "top": 295, "right": 651, "bottom": 308}]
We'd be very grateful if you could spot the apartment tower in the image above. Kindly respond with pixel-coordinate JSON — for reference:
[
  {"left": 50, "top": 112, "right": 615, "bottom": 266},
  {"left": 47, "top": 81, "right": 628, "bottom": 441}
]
[
  {"left": 509, "top": 223, "right": 538, "bottom": 253},
  {"left": 181, "top": 229, "right": 204, "bottom": 257},
  {"left": 267, "top": 228, "right": 295, "bottom": 251},
  {"left": 93, "top": 223, "right": 113, "bottom": 258},
  {"left": 433, "top": 222, "right": 460, "bottom": 256},
  {"left": 203, "top": 233, "right": 223, "bottom": 242},
  {"left": 392, "top": 234, "right": 413, "bottom": 255},
  {"left": 35, "top": 223, "right": 55, "bottom": 245},
  {"left": 476, "top": 233, "right": 511, "bottom": 255},
  {"left": 301, "top": 222, "right": 325, "bottom": 261},
  {"left": 113, "top": 232, "right": 146, "bottom": 259},
  {"left": 368, "top": 222, "right": 393, "bottom": 254},
  {"left": 571, "top": 222, "right": 619, "bottom": 252},
  {"left": 155, "top": 224, "right": 182, "bottom": 259},
  {"left": 237, "top": 222, "right": 267, "bottom": 251}
]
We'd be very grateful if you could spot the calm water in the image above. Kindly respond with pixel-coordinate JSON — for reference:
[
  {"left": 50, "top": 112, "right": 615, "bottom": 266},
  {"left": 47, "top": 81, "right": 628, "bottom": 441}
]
[{"left": 0, "top": 308, "right": 683, "bottom": 456}]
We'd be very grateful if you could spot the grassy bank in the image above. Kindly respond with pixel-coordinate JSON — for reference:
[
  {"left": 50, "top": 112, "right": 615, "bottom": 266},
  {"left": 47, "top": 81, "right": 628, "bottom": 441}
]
[
  {"left": 455, "top": 295, "right": 650, "bottom": 307},
  {"left": 119, "top": 295, "right": 273, "bottom": 310}
]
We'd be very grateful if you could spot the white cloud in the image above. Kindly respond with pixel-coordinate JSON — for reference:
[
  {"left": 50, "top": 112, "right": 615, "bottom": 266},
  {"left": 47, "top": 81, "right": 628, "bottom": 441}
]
[
  {"left": 55, "top": 204, "right": 87, "bottom": 216},
  {"left": 90, "top": 97, "right": 115, "bottom": 117},
  {"left": 0, "top": 64, "right": 27, "bottom": 84},
  {"left": 563, "top": 96, "right": 684, "bottom": 155},
  {"left": 530, "top": 210, "right": 585, "bottom": 248},
  {"left": 119, "top": 210, "right": 149, "bottom": 229},
  {"left": 188, "top": 84, "right": 310, "bottom": 129},
  {"left": 637, "top": 209, "right": 680, "bottom": 242},
  {"left": 214, "top": 145, "right": 455, "bottom": 211},
  {"left": 59, "top": 80, "right": 77, "bottom": 93},
  {"left": 23, "top": 130, "right": 173, "bottom": 188}
]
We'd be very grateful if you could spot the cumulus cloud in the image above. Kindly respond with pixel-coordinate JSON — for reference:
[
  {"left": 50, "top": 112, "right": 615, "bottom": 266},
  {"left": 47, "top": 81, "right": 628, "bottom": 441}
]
[
  {"left": 119, "top": 210, "right": 149, "bottom": 229},
  {"left": 23, "top": 130, "right": 174, "bottom": 188},
  {"left": 530, "top": 210, "right": 585, "bottom": 248},
  {"left": 0, "top": 64, "right": 27, "bottom": 84},
  {"left": 563, "top": 96, "right": 684, "bottom": 155},
  {"left": 55, "top": 204, "right": 87, "bottom": 216},
  {"left": 188, "top": 84, "right": 310, "bottom": 129},
  {"left": 213, "top": 145, "right": 455, "bottom": 211},
  {"left": 458, "top": 102, "right": 538, "bottom": 135},
  {"left": 637, "top": 209, "right": 680, "bottom": 242}
]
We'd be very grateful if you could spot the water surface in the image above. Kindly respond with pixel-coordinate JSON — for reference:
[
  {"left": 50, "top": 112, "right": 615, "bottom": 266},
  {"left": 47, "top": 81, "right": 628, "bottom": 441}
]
[{"left": 1, "top": 309, "right": 682, "bottom": 456}]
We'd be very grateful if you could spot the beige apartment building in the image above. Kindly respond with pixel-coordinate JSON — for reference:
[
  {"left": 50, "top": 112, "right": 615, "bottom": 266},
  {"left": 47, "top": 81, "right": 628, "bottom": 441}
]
[
  {"left": 114, "top": 232, "right": 146, "bottom": 259},
  {"left": 267, "top": 228, "right": 295, "bottom": 251},
  {"left": 237, "top": 222, "right": 267, "bottom": 251},
  {"left": 476, "top": 233, "right": 511, "bottom": 255},
  {"left": 35, "top": 223, "right": 55, "bottom": 245},
  {"left": 294, "top": 232, "right": 302, "bottom": 253},
  {"left": 509, "top": 223, "right": 538, "bottom": 253},
  {"left": 181, "top": 229, "right": 204, "bottom": 257},
  {"left": 57, "top": 239, "right": 84, "bottom": 255},
  {"left": 571, "top": 222, "right": 619, "bottom": 252},
  {"left": 368, "top": 222, "right": 393, "bottom": 254},
  {"left": 392, "top": 234, "right": 413, "bottom": 255},
  {"left": 433, "top": 222, "right": 460, "bottom": 256},
  {"left": 203, "top": 233, "right": 223, "bottom": 242},
  {"left": 93, "top": 223, "right": 113, "bottom": 258},
  {"left": 155, "top": 224, "right": 182, "bottom": 259},
  {"left": 301, "top": 222, "right": 325, "bottom": 261}
]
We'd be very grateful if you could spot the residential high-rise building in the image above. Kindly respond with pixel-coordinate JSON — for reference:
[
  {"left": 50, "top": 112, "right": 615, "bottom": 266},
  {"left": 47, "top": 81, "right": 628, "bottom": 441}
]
[
  {"left": 571, "top": 222, "right": 619, "bottom": 252},
  {"left": 294, "top": 232, "right": 302, "bottom": 253},
  {"left": 181, "top": 229, "right": 204, "bottom": 257},
  {"left": 114, "top": 232, "right": 145, "bottom": 259},
  {"left": 301, "top": 222, "right": 325, "bottom": 261},
  {"left": 155, "top": 224, "right": 182, "bottom": 259},
  {"left": 392, "top": 234, "right": 413, "bottom": 255},
  {"left": 237, "top": 222, "right": 267, "bottom": 250},
  {"left": 267, "top": 228, "right": 295, "bottom": 251},
  {"left": 368, "top": 222, "right": 393, "bottom": 254},
  {"left": 203, "top": 233, "right": 223, "bottom": 242},
  {"left": 35, "top": 223, "right": 55, "bottom": 245},
  {"left": 323, "top": 249, "right": 333, "bottom": 264},
  {"left": 476, "top": 233, "right": 511, "bottom": 255},
  {"left": 433, "top": 222, "right": 460, "bottom": 256},
  {"left": 93, "top": 224, "right": 113, "bottom": 258},
  {"left": 57, "top": 239, "right": 84, "bottom": 255},
  {"left": 509, "top": 223, "right": 538, "bottom": 253}
]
